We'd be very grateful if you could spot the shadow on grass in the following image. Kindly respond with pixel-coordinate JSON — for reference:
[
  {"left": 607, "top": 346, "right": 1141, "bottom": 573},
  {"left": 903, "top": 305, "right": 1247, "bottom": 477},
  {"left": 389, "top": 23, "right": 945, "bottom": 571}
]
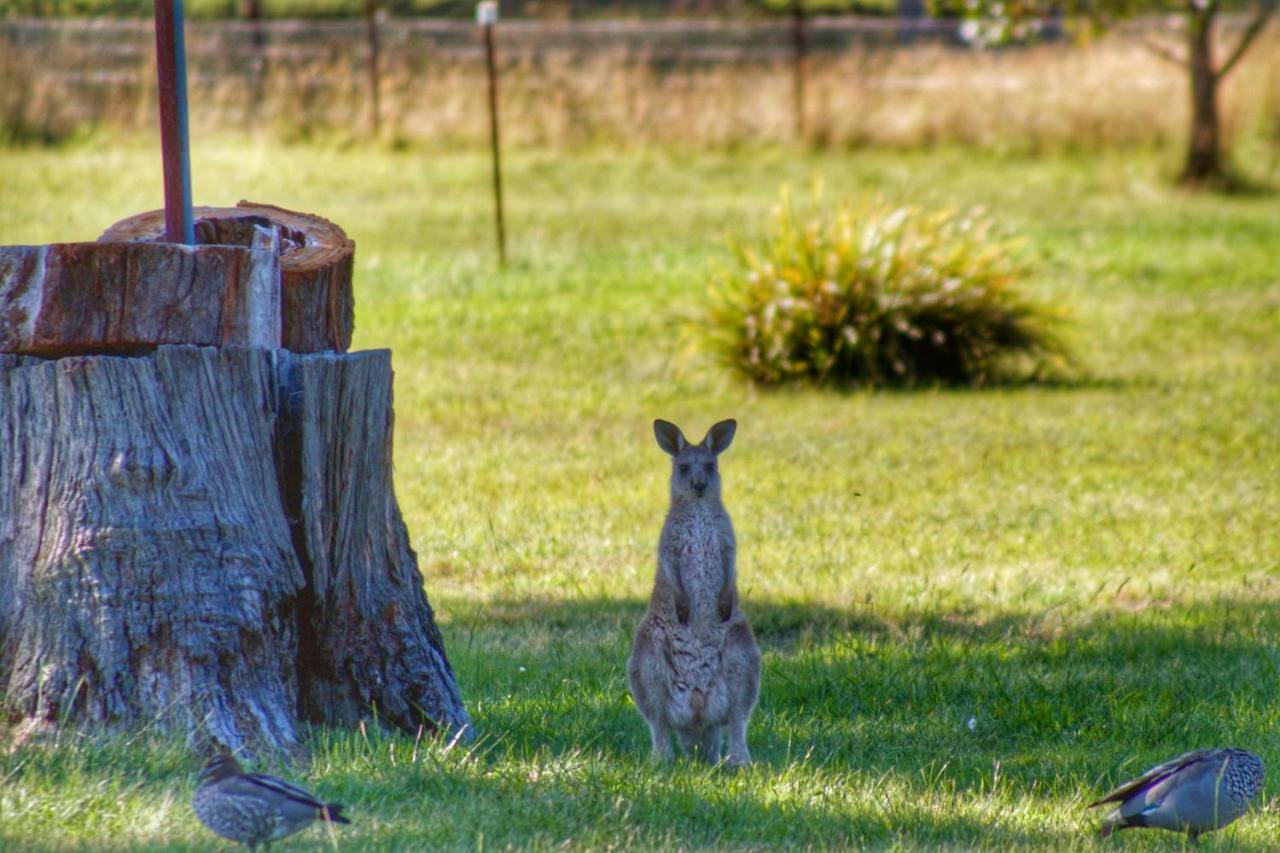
[
  {"left": 724, "top": 367, "right": 1172, "bottom": 398},
  {"left": 410, "top": 753, "right": 1086, "bottom": 849},
  {"left": 4, "top": 594, "right": 1273, "bottom": 849},
  {"left": 448, "top": 593, "right": 1280, "bottom": 794},
  {"left": 315, "top": 585, "right": 1279, "bottom": 847}
]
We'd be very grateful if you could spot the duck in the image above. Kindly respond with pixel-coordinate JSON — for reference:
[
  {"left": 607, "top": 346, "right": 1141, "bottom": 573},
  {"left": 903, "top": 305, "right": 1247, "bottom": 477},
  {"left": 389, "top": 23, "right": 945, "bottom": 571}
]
[
  {"left": 1090, "top": 747, "right": 1263, "bottom": 840},
  {"left": 192, "top": 752, "right": 351, "bottom": 850}
]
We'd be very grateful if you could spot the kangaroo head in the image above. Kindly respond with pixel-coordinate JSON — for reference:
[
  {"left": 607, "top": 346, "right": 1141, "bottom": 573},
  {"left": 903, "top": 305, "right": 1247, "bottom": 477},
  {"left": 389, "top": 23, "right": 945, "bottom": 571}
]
[{"left": 654, "top": 419, "right": 736, "bottom": 502}]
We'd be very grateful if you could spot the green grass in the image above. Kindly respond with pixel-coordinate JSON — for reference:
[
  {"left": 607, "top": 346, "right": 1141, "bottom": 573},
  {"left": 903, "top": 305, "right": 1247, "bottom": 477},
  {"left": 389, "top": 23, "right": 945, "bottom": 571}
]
[{"left": 1, "top": 139, "right": 1278, "bottom": 849}]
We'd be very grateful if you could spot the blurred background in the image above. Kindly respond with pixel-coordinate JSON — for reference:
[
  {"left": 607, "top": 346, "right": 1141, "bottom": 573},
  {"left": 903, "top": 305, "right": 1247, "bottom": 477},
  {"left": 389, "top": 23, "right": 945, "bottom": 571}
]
[{"left": 3, "top": 1, "right": 1277, "bottom": 161}]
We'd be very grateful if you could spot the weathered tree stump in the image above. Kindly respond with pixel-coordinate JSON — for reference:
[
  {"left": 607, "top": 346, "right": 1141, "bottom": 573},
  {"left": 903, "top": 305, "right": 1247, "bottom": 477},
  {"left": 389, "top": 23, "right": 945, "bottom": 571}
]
[
  {"left": 0, "top": 206, "right": 467, "bottom": 755},
  {"left": 0, "top": 231, "right": 281, "bottom": 355},
  {"left": 100, "top": 201, "right": 355, "bottom": 353},
  {"left": 280, "top": 349, "right": 465, "bottom": 733},
  {"left": 0, "top": 347, "right": 303, "bottom": 750}
]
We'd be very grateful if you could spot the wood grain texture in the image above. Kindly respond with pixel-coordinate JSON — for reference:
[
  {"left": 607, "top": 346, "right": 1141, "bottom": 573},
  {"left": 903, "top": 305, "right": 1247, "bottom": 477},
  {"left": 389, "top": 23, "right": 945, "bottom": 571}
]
[
  {"left": 0, "top": 238, "right": 281, "bottom": 356},
  {"left": 100, "top": 201, "right": 354, "bottom": 353},
  {"left": 0, "top": 346, "right": 468, "bottom": 752},
  {"left": 279, "top": 349, "right": 470, "bottom": 737},
  {"left": 0, "top": 347, "right": 302, "bottom": 752}
]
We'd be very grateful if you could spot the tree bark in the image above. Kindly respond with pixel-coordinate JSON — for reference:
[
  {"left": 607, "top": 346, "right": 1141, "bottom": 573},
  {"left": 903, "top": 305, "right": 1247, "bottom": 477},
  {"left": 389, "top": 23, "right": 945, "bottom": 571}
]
[
  {"left": 99, "top": 202, "right": 355, "bottom": 354},
  {"left": 1181, "top": 8, "right": 1224, "bottom": 185},
  {"left": 0, "top": 235, "right": 281, "bottom": 356},
  {"left": 279, "top": 349, "right": 467, "bottom": 734},
  {"left": 0, "top": 346, "right": 468, "bottom": 754},
  {"left": 0, "top": 347, "right": 302, "bottom": 752}
]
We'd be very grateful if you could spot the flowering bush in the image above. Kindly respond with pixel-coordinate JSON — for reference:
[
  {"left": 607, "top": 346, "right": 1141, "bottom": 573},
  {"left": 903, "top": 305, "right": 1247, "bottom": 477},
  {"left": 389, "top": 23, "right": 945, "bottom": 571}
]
[{"left": 701, "top": 192, "right": 1069, "bottom": 387}]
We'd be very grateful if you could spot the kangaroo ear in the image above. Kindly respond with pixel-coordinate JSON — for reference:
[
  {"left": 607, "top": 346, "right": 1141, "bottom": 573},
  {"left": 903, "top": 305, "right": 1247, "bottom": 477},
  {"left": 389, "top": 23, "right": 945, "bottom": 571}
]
[
  {"left": 654, "top": 420, "right": 687, "bottom": 456},
  {"left": 704, "top": 419, "right": 737, "bottom": 455}
]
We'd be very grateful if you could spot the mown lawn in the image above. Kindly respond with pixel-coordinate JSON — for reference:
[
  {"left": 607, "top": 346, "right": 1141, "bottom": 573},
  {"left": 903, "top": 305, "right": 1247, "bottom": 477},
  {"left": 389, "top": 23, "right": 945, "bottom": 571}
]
[{"left": 0, "top": 140, "right": 1277, "bottom": 850}]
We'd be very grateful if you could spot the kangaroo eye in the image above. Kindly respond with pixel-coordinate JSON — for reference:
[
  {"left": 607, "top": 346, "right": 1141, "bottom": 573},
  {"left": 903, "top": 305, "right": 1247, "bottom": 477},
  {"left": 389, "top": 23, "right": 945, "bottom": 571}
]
[
  {"left": 678, "top": 464, "right": 690, "bottom": 475},
  {"left": 705, "top": 463, "right": 715, "bottom": 473}
]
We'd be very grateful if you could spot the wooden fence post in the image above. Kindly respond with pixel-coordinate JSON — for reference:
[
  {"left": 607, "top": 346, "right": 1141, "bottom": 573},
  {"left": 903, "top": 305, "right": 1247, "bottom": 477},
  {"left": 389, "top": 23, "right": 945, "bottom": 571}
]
[
  {"left": 790, "top": 0, "right": 807, "bottom": 142},
  {"left": 365, "top": 0, "right": 383, "bottom": 138},
  {"left": 478, "top": 1, "right": 507, "bottom": 266}
]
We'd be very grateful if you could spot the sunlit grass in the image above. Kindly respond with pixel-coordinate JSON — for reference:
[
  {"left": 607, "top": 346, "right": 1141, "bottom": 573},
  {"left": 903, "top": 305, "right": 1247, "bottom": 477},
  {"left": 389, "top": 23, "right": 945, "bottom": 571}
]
[{"left": 0, "top": 141, "right": 1277, "bottom": 848}]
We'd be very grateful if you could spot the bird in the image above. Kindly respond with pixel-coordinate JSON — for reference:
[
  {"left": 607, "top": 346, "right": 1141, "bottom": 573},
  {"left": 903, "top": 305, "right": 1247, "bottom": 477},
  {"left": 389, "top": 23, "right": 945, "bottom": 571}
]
[
  {"left": 1089, "top": 747, "right": 1264, "bottom": 841},
  {"left": 192, "top": 752, "right": 351, "bottom": 850}
]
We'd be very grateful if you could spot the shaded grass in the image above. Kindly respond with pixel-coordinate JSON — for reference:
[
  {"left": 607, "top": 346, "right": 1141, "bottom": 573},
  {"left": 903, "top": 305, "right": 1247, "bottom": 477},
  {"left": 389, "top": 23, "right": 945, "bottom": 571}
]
[{"left": 0, "top": 141, "right": 1278, "bottom": 848}]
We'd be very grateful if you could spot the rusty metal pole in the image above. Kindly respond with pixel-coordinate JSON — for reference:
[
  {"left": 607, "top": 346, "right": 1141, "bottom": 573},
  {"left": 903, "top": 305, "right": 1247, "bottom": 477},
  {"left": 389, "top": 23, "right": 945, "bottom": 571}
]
[
  {"left": 790, "top": 0, "right": 807, "bottom": 142},
  {"left": 478, "top": 1, "right": 506, "bottom": 266},
  {"left": 153, "top": 0, "right": 194, "bottom": 244},
  {"left": 364, "top": 0, "right": 382, "bottom": 138}
]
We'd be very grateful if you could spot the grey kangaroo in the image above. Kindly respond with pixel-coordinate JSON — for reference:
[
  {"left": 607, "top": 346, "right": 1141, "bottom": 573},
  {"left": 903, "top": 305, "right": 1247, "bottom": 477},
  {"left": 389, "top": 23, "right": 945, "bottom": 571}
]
[{"left": 627, "top": 418, "right": 761, "bottom": 767}]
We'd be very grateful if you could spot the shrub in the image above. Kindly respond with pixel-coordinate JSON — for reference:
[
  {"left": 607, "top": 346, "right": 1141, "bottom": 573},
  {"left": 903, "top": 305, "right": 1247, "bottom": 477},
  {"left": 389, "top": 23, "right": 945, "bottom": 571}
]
[{"left": 701, "top": 192, "right": 1069, "bottom": 388}]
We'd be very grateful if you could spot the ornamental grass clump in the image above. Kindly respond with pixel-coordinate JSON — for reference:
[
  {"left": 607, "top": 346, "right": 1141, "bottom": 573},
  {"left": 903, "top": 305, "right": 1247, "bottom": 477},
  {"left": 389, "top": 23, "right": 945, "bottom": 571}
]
[{"left": 704, "top": 194, "right": 1068, "bottom": 387}]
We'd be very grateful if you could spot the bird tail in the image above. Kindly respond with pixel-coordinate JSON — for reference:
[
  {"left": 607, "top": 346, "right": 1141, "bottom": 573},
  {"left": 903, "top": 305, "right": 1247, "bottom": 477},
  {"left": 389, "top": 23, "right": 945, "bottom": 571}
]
[
  {"left": 1097, "top": 813, "right": 1140, "bottom": 839},
  {"left": 321, "top": 803, "right": 352, "bottom": 825}
]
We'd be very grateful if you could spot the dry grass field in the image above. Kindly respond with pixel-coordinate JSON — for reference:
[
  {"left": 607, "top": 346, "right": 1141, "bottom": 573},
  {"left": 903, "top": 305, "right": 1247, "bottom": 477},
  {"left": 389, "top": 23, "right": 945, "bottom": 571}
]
[{"left": 3, "top": 20, "right": 1278, "bottom": 153}]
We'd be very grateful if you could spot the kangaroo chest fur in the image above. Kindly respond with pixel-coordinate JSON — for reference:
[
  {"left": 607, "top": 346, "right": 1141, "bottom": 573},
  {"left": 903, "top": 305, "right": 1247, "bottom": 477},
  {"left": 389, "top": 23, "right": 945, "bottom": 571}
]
[
  {"left": 661, "top": 503, "right": 728, "bottom": 624},
  {"left": 654, "top": 502, "right": 734, "bottom": 729}
]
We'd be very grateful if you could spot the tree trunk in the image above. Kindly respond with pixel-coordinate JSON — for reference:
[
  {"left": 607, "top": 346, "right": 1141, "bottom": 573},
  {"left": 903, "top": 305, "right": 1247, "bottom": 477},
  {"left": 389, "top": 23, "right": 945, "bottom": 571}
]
[
  {"left": 1181, "top": 9, "right": 1225, "bottom": 186},
  {"left": 0, "top": 347, "right": 302, "bottom": 752},
  {"left": 0, "top": 346, "right": 468, "bottom": 755},
  {"left": 279, "top": 349, "right": 466, "bottom": 734}
]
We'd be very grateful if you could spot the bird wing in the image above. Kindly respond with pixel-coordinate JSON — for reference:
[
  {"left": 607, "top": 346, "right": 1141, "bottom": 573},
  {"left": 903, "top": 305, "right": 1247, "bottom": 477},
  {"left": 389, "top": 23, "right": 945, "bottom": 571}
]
[
  {"left": 238, "top": 773, "right": 328, "bottom": 810},
  {"left": 1088, "top": 749, "right": 1220, "bottom": 808}
]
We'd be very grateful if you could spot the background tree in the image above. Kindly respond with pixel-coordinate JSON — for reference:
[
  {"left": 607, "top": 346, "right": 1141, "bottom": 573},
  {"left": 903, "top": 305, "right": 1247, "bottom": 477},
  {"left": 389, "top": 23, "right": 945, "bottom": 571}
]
[{"left": 937, "top": 0, "right": 1278, "bottom": 187}]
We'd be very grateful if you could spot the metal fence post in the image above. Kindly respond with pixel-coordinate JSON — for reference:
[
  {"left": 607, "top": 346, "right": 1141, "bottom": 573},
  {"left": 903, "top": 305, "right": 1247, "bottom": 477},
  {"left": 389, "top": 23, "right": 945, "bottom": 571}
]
[
  {"left": 153, "top": 0, "right": 194, "bottom": 244},
  {"left": 478, "top": 1, "right": 506, "bottom": 266}
]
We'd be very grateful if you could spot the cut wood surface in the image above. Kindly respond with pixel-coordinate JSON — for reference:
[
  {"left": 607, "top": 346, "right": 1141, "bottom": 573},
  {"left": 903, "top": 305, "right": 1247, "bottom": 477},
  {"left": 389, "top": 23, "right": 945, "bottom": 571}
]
[
  {"left": 0, "top": 346, "right": 468, "bottom": 754},
  {"left": 100, "top": 201, "right": 355, "bottom": 353},
  {"left": 0, "top": 236, "right": 281, "bottom": 356}
]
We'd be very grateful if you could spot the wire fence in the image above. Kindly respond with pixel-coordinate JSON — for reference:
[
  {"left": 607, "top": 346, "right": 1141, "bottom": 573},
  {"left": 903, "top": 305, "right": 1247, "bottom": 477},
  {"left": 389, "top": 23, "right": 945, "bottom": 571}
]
[{"left": 2, "top": 16, "right": 1276, "bottom": 149}]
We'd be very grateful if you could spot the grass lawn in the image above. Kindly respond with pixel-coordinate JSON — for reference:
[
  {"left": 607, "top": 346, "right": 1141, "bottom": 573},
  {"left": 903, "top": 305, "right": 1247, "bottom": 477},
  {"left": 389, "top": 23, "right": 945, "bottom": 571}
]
[{"left": 0, "top": 139, "right": 1277, "bottom": 849}]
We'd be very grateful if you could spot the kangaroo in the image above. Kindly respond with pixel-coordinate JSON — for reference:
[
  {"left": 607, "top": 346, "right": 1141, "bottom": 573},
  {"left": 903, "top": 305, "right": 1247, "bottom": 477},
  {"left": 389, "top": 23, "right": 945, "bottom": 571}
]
[{"left": 627, "top": 418, "right": 761, "bottom": 767}]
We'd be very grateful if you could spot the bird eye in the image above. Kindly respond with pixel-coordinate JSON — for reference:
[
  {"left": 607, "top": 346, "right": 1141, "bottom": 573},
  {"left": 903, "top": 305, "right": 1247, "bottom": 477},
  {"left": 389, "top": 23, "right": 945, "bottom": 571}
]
[{"left": 679, "top": 464, "right": 690, "bottom": 475}]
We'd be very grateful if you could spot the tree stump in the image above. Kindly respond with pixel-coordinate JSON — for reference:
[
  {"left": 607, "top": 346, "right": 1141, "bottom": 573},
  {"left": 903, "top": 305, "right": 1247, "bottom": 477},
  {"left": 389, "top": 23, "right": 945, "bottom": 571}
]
[
  {"left": 279, "top": 349, "right": 465, "bottom": 733},
  {"left": 100, "top": 201, "right": 355, "bottom": 354},
  {"left": 0, "top": 207, "right": 467, "bottom": 756},
  {"left": 0, "top": 231, "right": 282, "bottom": 355},
  {"left": 0, "top": 347, "right": 303, "bottom": 751}
]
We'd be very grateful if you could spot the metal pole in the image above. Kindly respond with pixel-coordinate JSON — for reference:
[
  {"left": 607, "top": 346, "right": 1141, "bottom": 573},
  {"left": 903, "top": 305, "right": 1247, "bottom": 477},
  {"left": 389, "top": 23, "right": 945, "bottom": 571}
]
[
  {"left": 790, "top": 0, "right": 807, "bottom": 142},
  {"left": 154, "top": 0, "right": 195, "bottom": 244},
  {"left": 364, "top": 0, "right": 382, "bottom": 138},
  {"left": 243, "top": 0, "right": 267, "bottom": 124},
  {"left": 243, "top": 0, "right": 264, "bottom": 47},
  {"left": 480, "top": 8, "right": 506, "bottom": 266}
]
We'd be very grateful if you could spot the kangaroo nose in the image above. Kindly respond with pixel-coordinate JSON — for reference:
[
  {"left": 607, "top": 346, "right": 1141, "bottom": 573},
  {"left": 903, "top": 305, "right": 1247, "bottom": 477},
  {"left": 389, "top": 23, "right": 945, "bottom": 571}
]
[{"left": 692, "top": 481, "right": 706, "bottom": 494}]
